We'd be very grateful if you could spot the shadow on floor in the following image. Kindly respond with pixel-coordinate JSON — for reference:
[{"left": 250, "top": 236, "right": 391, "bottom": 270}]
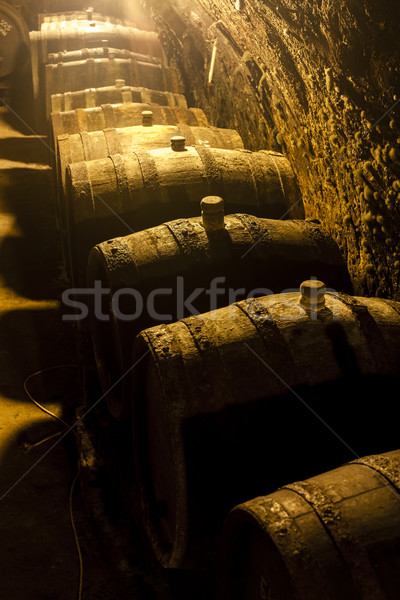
[
  {"left": 0, "top": 307, "right": 77, "bottom": 401},
  {"left": 0, "top": 167, "right": 62, "bottom": 300}
]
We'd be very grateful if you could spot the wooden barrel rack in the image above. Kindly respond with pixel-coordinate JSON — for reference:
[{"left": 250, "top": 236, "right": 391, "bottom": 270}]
[{"left": 17, "top": 1, "right": 400, "bottom": 597}]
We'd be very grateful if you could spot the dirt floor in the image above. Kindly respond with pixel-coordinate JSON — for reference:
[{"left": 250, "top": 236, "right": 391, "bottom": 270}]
[{"left": 0, "top": 103, "right": 137, "bottom": 600}]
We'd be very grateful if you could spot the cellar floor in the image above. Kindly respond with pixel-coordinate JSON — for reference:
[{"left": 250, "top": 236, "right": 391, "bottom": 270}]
[{"left": 0, "top": 105, "right": 132, "bottom": 600}]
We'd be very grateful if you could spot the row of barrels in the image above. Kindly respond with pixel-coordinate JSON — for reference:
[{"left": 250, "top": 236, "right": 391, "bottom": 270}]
[{"left": 31, "top": 4, "right": 400, "bottom": 598}]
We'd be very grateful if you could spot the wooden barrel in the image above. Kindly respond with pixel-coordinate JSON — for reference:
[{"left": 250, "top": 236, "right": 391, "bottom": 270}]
[
  {"left": 44, "top": 58, "right": 182, "bottom": 118},
  {"left": 30, "top": 23, "right": 164, "bottom": 130},
  {"left": 38, "top": 10, "right": 132, "bottom": 28},
  {"left": 0, "top": 1, "right": 29, "bottom": 81},
  {"left": 130, "top": 290, "right": 400, "bottom": 568},
  {"left": 50, "top": 82, "right": 188, "bottom": 113},
  {"left": 65, "top": 144, "right": 303, "bottom": 284},
  {"left": 218, "top": 449, "right": 400, "bottom": 599},
  {"left": 87, "top": 210, "right": 353, "bottom": 418},
  {"left": 50, "top": 103, "right": 208, "bottom": 147},
  {"left": 47, "top": 46, "right": 160, "bottom": 65},
  {"left": 56, "top": 121, "right": 243, "bottom": 200},
  {"left": 37, "top": 3, "right": 154, "bottom": 30},
  {"left": 30, "top": 22, "right": 164, "bottom": 62}
]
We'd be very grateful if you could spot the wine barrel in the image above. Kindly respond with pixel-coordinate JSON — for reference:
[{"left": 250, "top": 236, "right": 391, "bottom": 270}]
[
  {"left": 50, "top": 81, "right": 188, "bottom": 113},
  {"left": 38, "top": 10, "right": 132, "bottom": 28},
  {"left": 30, "top": 23, "right": 164, "bottom": 129},
  {"left": 47, "top": 46, "right": 160, "bottom": 65},
  {"left": 130, "top": 288, "right": 400, "bottom": 568},
  {"left": 0, "top": 1, "right": 29, "bottom": 82},
  {"left": 88, "top": 206, "right": 353, "bottom": 418},
  {"left": 65, "top": 143, "right": 303, "bottom": 285},
  {"left": 50, "top": 103, "right": 208, "bottom": 147},
  {"left": 218, "top": 449, "right": 400, "bottom": 600},
  {"left": 37, "top": 2, "right": 154, "bottom": 30},
  {"left": 56, "top": 119, "right": 243, "bottom": 199},
  {"left": 44, "top": 58, "right": 182, "bottom": 118}
]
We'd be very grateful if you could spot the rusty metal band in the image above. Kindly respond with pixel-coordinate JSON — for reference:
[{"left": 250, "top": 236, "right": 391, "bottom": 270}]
[
  {"left": 237, "top": 299, "right": 300, "bottom": 387},
  {"left": 139, "top": 87, "right": 153, "bottom": 104},
  {"left": 74, "top": 108, "right": 88, "bottom": 133},
  {"left": 134, "top": 149, "right": 160, "bottom": 192},
  {"left": 190, "top": 108, "right": 207, "bottom": 126},
  {"left": 79, "top": 131, "right": 93, "bottom": 162},
  {"left": 165, "top": 91, "right": 176, "bottom": 107},
  {"left": 100, "top": 104, "right": 117, "bottom": 128},
  {"left": 165, "top": 219, "right": 204, "bottom": 259},
  {"left": 284, "top": 480, "right": 386, "bottom": 600},
  {"left": 234, "top": 213, "right": 272, "bottom": 247},
  {"left": 84, "top": 88, "right": 97, "bottom": 108},
  {"left": 56, "top": 62, "right": 64, "bottom": 93},
  {"left": 71, "top": 160, "right": 95, "bottom": 217},
  {"left": 349, "top": 453, "right": 400, "bottom": 492},
  {"left": 108, "top": 154, "right": 132, "bottom": 210},
  {"left": 195, "top": 146, "right": 224, "bottom": 197},
  {"left": 103, "top": 128, "right": 122, "bottom": 156},
  {"left": 121, "top": 89, "right": 133, "bottom": 104},
  {"left": 86, "top": 58, "right": 95, "bottom": 85},
  {"left": 338, "top": 294, "right": 390, "bottom": 373},
  {"left": 182, "top": 316, "right": 232, "bottom": 403},
  {"left": 129, "top": 58, "right": 141, "bottom": 86},
  {"left": 245, "top": 496, "right": 336, "bottom": 599},
  {"left": 176, "top": 124, "right": 196, "bottom": 146}
]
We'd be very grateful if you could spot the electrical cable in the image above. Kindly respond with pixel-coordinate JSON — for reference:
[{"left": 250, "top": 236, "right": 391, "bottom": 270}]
[
  {"left": 23, "top": 365, "right": 79, "bottom": 433},
  {"left": 69, "top": 471, "right": 84, "bottom": 600},
  {"left": 23, "top": 364, "right": 83, "bottom": 600}
]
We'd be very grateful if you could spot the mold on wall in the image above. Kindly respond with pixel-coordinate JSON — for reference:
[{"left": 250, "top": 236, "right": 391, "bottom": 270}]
[{"left": 141, "top": 0, "right": 400, "bottom": 299}]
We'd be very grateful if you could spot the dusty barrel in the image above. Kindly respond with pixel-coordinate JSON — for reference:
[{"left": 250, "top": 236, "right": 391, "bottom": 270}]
[
  {"left": 65, "top": 144, "right": 303, "bottom": 284},
  {"left": 50, "top": 82, "right": 188, "bottom": 113},
  {"left": 47, "top": 46, "right": 160, "bottom": 64},
  {"left": 50, "top": 103, "right": 208, "bottom": 146},
  {"left": 30, "top": 22, "right": 164, "bottom": 129},
  {"left": 0, "top": 1, "right": 29, "bottom": 82},
  {"left": 37, "top": 3, "right": 154, "bottom": 29},
  {"left": 87, "top": 212, "right": 353, "bottom": 418},
  {"left": 44, "top": 58, "right": 182, "bottom": 118},
  {"left": 38, "top": 11, "right": 130, "bottom": 27},
  {"left": 130, "top": 290, "right": 400, "bottom": 568},
  {"left": 218, "top": 449, "right": 400, "bottom": 600},
  {"left": 56, "top": 121, "right": 243, "bottom": 198},
  {"left": 30, "top": 21, "right": 162, "bottom": 57}
]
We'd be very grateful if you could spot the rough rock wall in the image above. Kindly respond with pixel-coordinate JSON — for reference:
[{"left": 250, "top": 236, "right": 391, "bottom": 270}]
[{"left": 141, "top": 0, "right": 400, "bottom": 299}]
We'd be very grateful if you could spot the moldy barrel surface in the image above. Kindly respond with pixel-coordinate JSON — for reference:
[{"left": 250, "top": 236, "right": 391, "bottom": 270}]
[
  {"left": 47, "top": 46, "right": 161, "bottom": 64},
  {"left": 50, "top": 103, "right": 208, "bottom": 144},
  {"left": 56, "top": 121, "right": 243, "bottom": 193},
  {"left": 88, "top": 214, "right": 352, "bottom": 417},
  {"left": 50, "top": 83, "right": 188, "bottom": 113},
  {"left": 130, "top": 291, "right": 400, "bottom": 568},
  {"left": 65, "top": 145, "right": 303, "bottom": 283},
  {"left": 218, "top": 449, "right": 400, "bottom": 600},
  {"left": 44, "top": 58, "right": 182, "bottom": 118}
]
